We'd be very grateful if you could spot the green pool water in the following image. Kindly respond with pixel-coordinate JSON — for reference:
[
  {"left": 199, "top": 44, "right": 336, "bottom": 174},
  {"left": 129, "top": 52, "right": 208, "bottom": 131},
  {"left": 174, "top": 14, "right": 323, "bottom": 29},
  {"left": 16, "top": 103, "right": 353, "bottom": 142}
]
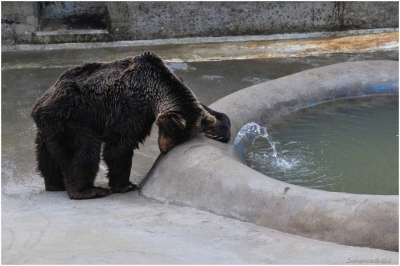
[{"left": 245, "top": 96, "right": 399, "bottom": 195}]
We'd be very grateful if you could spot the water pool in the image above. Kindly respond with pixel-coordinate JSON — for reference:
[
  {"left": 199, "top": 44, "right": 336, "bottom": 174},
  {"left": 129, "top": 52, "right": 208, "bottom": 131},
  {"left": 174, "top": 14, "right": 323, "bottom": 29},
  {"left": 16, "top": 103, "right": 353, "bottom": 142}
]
[{"left": 243, "top": 96, "right": 399, "bottom": 195}]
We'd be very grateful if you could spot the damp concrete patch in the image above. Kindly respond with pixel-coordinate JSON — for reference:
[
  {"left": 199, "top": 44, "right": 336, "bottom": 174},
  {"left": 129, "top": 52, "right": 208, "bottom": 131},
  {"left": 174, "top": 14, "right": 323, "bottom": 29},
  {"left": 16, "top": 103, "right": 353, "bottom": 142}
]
[{"left": 140, "top": 61, "right": 399, "bottom": 251}]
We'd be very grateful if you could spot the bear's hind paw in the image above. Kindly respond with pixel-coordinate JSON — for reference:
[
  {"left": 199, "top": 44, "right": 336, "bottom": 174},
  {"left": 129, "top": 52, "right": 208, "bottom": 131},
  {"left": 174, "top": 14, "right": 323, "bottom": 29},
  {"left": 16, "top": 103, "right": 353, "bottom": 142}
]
[{"left": 68, "top": 186, "right": 110, "bottom": 200}]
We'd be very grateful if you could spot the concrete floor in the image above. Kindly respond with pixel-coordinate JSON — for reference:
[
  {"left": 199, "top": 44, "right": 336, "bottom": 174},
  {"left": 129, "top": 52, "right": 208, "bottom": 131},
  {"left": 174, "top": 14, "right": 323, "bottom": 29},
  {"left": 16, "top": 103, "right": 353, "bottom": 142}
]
[{"left": 2, "top": 40, "right": 399, "bottom": 264}]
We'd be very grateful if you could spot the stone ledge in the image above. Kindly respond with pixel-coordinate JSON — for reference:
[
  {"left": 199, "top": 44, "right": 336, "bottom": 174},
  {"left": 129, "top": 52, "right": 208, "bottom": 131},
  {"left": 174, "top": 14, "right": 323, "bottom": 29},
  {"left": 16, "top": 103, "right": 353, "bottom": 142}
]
[
  {"left": 3, "top": 28, "right": 398, "bottom": 52},
  {"left": 36, "top": 29, "right": 109, "bottom": 36}
]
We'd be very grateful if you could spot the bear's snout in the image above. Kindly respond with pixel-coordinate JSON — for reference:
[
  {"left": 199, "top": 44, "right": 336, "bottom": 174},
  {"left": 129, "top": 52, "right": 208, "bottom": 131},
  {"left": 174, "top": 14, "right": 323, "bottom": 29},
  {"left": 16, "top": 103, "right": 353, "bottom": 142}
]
[{"left": 158, "top": 136, "right": 176, "bottom": 154}]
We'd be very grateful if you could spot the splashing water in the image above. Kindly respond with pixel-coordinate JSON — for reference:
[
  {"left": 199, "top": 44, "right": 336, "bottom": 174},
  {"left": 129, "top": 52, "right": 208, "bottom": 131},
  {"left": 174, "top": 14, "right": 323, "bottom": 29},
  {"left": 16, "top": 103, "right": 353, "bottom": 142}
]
[
  {"left": 234, "top": 122, "right": 278, "bottom": 158},
  {"left": 234, "top": 122, "right": 301, "bottom": 174}
]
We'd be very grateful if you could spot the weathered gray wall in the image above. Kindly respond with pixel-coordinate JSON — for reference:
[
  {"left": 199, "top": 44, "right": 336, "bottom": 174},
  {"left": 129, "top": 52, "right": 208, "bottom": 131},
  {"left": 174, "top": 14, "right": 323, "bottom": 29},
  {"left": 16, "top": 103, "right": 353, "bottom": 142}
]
[
  {"left": 1, "top": 2, "right": 38, "bottom": 44},
  {"left": 107, "top": 2, "right": 399, "bottom": 40},
  {"left": 1, "top": 1, "right": 399, "bottom": 45}
]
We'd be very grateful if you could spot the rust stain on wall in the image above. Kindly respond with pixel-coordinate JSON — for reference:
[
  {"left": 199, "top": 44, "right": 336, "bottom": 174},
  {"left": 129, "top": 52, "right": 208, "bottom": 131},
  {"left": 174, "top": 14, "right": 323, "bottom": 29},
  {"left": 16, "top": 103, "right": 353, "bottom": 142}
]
[{"left": 171, "top": 32, "right": 398, "bottom": 62}]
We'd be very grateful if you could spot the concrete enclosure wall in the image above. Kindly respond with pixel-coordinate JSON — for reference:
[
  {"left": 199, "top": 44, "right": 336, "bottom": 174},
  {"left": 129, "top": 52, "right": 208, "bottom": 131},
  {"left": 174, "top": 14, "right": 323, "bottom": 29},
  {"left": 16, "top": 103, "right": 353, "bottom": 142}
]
[
  {"left": 1, "top": 2, "right": 38, "bottom": 44},
  {"left": 107, "top": 2, "right": 399, "bottom": 40},
  {"left": 1, "top": 1, "right": 399, "bottom": 45}
]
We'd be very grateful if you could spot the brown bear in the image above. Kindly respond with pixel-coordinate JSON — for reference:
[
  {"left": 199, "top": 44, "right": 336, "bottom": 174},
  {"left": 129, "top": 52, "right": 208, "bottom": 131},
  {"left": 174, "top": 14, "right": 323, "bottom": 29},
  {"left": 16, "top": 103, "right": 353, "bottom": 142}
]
[{"left": 31, "top": 51, "right": 231, "bottom": 200}]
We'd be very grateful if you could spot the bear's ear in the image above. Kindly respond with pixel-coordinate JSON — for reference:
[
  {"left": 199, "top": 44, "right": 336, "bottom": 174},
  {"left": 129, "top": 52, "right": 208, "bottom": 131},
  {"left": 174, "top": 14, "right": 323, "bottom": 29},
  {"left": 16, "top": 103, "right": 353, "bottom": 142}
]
[
  {"left": 156, "top": 111, "right": 186, "bottom": 132},
  {"left": 201, "top": 112, "right": 217, "bottom": 130}
]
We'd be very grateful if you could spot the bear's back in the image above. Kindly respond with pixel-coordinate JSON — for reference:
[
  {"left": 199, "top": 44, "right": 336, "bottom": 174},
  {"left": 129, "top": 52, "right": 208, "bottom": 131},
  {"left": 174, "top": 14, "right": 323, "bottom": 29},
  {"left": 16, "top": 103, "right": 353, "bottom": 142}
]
[
  {"left": 56, "top": 58, "right": 133, "bottom": 90},
  {"left": 31, "top": 58, "right": 135, "bottom": 123}
]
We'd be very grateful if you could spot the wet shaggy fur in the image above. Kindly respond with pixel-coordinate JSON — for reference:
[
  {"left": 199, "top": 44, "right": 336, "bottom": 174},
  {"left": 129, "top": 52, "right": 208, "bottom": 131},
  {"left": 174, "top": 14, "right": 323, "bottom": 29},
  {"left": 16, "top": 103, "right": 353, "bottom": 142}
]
[{"left": 31, "top": 51, "right": 231, "bottom": 200}]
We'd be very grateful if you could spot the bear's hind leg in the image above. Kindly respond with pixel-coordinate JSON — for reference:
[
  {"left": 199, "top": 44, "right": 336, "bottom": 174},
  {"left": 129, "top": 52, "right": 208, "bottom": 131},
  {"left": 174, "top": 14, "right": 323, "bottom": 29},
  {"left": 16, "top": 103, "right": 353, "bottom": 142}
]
[
  {"left": 62, "top": 165, "right": 110, "bottom": 200},
  {"left": 48, "top": 130, "right": 109, "bottom": 200},
  {"left": 103, "top": 138, "right": 138, "bottom": 193},
  {"left": 35, "top": 131, "right": 66, "bottom": 191}
]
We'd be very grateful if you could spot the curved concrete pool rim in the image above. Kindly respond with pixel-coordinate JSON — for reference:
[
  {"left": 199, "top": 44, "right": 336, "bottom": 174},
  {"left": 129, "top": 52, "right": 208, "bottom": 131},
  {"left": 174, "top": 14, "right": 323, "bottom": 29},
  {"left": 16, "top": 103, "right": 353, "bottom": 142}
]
[{"left": 141, "top": 61, "right": 399, "bottom": 251}]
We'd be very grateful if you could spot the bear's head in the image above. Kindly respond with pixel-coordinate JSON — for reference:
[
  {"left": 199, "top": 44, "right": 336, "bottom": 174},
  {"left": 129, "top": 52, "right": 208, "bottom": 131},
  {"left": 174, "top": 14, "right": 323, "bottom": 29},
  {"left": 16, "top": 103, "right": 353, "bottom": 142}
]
[
  {"left": 156, "top": 104, "right": 231, "bottom": 154},
  {"left": 137, "top": 51, "right": 231, "bottom": 154}
]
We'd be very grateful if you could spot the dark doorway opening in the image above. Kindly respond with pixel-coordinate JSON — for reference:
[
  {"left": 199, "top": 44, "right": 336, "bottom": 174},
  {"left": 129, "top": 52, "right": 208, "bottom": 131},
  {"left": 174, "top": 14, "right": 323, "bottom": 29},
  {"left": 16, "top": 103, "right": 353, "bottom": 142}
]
[{"left": 38, "top": 2, "right": 108, "bottom": 31}]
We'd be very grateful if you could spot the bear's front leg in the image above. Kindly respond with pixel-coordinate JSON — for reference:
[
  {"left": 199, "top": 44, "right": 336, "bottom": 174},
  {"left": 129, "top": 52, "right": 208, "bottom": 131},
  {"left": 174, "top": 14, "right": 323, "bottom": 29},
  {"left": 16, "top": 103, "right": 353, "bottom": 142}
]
[{"left": 103, "top": 138, "right": 139, "bottom": 193}]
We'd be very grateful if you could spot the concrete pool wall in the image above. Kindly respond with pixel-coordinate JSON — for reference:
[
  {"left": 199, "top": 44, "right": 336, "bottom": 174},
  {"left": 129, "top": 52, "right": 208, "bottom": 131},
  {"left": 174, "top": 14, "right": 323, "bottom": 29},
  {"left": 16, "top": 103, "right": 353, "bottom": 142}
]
[{"left": 141, "top": 60, "right": 399, "bottom": 251}]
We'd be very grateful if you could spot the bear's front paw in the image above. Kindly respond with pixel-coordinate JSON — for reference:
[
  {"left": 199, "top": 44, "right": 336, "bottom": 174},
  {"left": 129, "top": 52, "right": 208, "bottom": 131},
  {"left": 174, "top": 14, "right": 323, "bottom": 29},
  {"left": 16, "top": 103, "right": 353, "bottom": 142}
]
[{"left": 110, "top": 182, "right": 139, "bottom": 193}]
